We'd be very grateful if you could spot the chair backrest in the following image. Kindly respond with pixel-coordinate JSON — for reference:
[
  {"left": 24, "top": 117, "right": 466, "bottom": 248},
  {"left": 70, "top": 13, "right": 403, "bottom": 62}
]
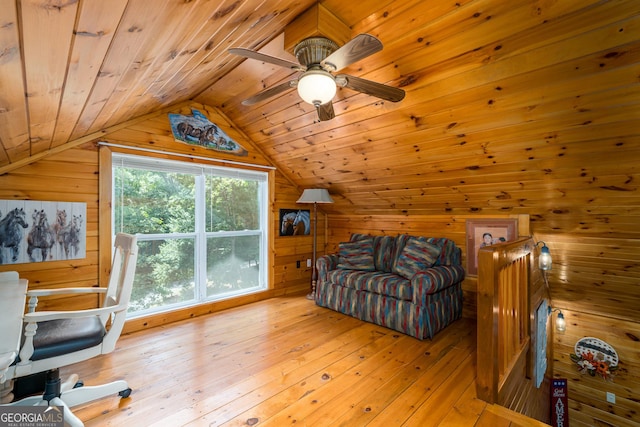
[
  {"left": 0, "top": 272, "right": 28, "bottom": 382},
  {"left": 101, "top": 233, "right": 138, "bottom": 351}
]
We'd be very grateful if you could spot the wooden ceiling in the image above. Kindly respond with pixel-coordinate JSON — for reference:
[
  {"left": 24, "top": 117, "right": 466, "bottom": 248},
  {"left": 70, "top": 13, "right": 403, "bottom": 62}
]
[
  {"left": 0, "top": 0, "right": 385, "bottom": 171},
  {"left": 1, "top": 1, "right": 639, "bottom": 320}
]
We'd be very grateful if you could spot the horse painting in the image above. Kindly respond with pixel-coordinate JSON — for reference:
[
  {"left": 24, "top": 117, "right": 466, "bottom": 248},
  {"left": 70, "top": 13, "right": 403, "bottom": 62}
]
[
  {"left": 27, "top": 209, "right": 56, "bottom": 262},
  {"left": 292, "top": 210, "right": 310, "bottom": 235},
  {"left": 57, "top": 213, "right": 83, "bottom": 259},
  {"left": 0, "top": 201, "right": 86, "bottom": 265},
  {"left": 169, "top": 109, "right": 248, "bottom": 156},
  {"left": 54, "top": 209, "right": 68, "bottom": 255},
  {"left": 280, "top": 210, "right": 310, "bottom": 236},
  {"left": 0, "top": 208, "right": 29, "bottom": 264}
]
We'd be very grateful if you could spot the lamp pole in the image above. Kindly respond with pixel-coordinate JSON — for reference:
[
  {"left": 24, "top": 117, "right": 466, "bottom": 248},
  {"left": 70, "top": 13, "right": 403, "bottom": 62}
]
[
  {"left": 309, "top": 201, "right": 318, "bottom": 300},
  {"left": 296, "top": 189, "right": 334, "bottom": 301}
]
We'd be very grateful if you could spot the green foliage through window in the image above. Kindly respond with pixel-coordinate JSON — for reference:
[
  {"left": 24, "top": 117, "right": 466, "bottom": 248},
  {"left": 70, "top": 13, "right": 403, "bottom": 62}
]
[{"left": 113, "top": 154, "right": 268, "bottom": 316}]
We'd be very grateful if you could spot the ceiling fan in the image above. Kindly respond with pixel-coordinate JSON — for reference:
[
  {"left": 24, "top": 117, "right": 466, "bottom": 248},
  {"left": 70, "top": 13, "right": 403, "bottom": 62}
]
[{"left": 228, "top": 34, "right": 405, "bottom": 121}]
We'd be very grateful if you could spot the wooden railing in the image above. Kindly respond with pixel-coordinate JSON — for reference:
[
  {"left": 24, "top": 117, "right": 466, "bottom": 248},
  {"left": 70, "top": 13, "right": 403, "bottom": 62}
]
[{"left": 476, "top": 236, "right": 535, "bottom": 404}]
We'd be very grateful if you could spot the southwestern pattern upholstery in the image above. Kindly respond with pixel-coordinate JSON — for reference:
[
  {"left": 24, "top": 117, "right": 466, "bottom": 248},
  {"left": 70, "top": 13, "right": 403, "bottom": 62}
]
[{"left": 315, "top": 233, "right": 465, "bottom": 340}]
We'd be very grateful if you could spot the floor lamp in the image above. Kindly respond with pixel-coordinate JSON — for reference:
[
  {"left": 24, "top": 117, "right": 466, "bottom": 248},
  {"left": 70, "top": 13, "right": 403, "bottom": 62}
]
[{"left": 297, "top": 188, "right": 334, "bottom": 300}]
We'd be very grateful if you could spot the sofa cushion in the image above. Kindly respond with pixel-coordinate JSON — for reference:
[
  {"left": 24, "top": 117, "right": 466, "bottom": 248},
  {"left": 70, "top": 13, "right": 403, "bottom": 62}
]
[
  {"left": 337, "top": 238, "right": 375, "bottom": 271},
  {"left": 393, "top": 234, "right": 461, "bottom": 267},
  {"left": 326, "top": 269, "right": 413, "bottom": 301},
  {"left": 424, "top": 237, "right": 461, "bottom": 266},
  {"left": 349, "top": 233, "right": 371, "bottom": 242},
  {"left": 393, "top": 237, "right": 441, "bottom": 279},
  {"left": 327, "top": 269, "right": 369, "bottom": 289},
  {"left": 373, "top": 235, "right": 396, "bottom": 273}
]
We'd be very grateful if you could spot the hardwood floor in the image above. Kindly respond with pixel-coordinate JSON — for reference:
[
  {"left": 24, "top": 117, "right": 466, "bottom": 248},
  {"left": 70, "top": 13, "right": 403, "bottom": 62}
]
[{"left": 62, "top": 296, "right": 549, "bottom": 426}]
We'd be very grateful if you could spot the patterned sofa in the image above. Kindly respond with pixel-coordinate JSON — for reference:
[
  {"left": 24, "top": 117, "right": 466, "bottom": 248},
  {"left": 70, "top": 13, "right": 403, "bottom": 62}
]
[{"left": 315, "top": 233, "right": 465, "bottom": 340}]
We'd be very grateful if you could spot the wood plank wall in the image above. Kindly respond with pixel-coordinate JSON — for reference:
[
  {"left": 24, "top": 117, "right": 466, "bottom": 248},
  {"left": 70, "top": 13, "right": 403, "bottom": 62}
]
[
  {"left": 0, "top": 103, "right": 320, "bottom": 331},
  {"left": 0, "top": 146, "right": 101, "bottom": 311},
  {"left": 553, "top": 310, "right": 640, "bottom": 427},
  {"left": 273, "top": 172, "right": 330, "bottom": 298}
]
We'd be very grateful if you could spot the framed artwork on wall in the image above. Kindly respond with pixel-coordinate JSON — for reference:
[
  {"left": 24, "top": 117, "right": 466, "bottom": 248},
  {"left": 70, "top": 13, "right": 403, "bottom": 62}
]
[
  {"left": 279, "top": 209, "right": 310, "bottom": 236},
  {"left": 0, "top": 200, "right": 86, "bottom": 265},
  {"left": 465, "top": 218, "right": 518, "bottom": 275}
]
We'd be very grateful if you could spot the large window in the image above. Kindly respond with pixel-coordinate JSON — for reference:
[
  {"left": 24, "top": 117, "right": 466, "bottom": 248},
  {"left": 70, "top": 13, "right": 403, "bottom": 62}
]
[{"left": 112, "top": 153, "right": 268, "bottom": 317}]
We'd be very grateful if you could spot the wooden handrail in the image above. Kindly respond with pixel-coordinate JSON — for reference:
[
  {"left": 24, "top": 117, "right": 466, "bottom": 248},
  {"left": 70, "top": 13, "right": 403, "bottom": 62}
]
[{"left": 476, "top": 236, "right": 535, "bottom": 403}]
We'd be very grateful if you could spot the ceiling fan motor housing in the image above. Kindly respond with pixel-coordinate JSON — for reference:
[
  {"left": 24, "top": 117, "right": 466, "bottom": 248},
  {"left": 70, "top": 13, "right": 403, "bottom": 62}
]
[{"left": 294, "top": 37, "right": 339, "bottom": 66}]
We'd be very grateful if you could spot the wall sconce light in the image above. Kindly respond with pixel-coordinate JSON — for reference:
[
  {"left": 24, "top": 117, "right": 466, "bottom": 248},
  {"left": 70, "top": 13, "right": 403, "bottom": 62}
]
[
  {"left": 548, "top": 307, "right": 566, "bottom": 332},
  {"left": 535, "top": 241, "right": 552, "bottom": 271}
]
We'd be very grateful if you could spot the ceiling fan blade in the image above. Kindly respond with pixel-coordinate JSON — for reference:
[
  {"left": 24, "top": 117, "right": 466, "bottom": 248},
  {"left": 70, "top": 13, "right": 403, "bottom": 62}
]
[
  {"left": 321, "top": 34, "right": 383, "bottom": 72},
  {"left": 228, "top": 48, "right": 304, "bottom": 71},
  {"left": 336, "top": 74, "right": 405, "bottom": 102},
  {"left": 316, "top": 101, "right": 335, "bottom": 121},
  {"left": 242, "top": 80, "right": 297, "bottom": 106}
]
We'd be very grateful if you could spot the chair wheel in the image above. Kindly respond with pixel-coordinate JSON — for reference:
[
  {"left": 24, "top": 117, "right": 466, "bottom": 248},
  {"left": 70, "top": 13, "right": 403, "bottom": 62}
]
[
  {"left": 119, "top": 388, "right": 132, "bottom": 398},
  {"left": 73, "top": 381, "right": 84, "bottom": 389}
]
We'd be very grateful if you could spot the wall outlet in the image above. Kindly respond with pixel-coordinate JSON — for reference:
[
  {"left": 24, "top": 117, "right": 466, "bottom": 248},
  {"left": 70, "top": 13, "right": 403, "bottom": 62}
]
[
  {"left": 307, "top": 258, "right": 312, "bottom": 267},
  {"left": 606, "top": 392, "right": 615, "bottom": 404},
  {"left": 296, "top": 260, "right": 300, "bottom": 268}
]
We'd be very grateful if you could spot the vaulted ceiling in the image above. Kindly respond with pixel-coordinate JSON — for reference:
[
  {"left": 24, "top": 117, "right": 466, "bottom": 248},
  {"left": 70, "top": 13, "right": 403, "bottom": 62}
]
[{"left": 1, "top": 1, "right": 639, "bottom": 320}]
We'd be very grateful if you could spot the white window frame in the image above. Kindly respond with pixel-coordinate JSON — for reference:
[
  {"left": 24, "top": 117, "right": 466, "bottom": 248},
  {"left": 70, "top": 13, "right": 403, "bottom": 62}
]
[{"left": 112, "top": 153, "right": 269, "bottom": 317}]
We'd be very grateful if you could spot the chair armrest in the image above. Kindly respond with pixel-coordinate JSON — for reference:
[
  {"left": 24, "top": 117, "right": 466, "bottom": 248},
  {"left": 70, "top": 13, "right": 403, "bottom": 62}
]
[
  {"left": 23, "top": 305, "right": 123, "bottom": 323},
  {"left": 412, "top": 265, "right": 465, "bottom": 305},
  {"left": 27, "top": 287, "right": 107, "bottom": 313},
  {"left": 27, "top": 287, "right": 107, "bottom": 297},
  {"left": 316, "top": 254, "right": 339, "bottom": 284},
  {"left": 27, "top": 287, "right": 107, "bottom": 312}
]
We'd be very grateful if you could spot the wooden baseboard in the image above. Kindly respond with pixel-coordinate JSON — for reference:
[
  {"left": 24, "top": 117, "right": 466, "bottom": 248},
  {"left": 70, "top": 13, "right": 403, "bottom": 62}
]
[{"left": 122, "top": 289, "right": 277, "bottom": 334}]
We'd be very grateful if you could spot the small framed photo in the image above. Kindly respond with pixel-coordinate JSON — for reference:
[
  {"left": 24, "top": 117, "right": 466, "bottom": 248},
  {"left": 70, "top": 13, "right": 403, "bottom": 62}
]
[
  {"left": 466, "top": 218, "right": 518, "bottom": 275},
  {"left": 279, "top": 209, "right": 310, "bottom": 236}
]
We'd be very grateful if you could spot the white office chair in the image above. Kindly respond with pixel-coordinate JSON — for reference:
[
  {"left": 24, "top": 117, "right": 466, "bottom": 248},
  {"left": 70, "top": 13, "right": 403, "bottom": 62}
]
[{"left": 1, "top": 233, "right": 138, "bottom": 427}]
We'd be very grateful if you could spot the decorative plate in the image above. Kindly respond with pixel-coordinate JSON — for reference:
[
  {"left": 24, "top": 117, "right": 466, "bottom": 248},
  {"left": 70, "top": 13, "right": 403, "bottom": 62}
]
[{"left": 574, "top": 337, "right": 618, "bottom": 367}]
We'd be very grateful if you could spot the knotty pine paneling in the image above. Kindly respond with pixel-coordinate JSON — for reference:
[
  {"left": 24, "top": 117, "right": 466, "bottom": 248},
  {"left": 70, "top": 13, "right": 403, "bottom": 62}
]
[
  {"left": 273, "top": 176, "right": 329, "bottom": 296},
  {"left": 0, "top": 103, "right": 314, "bottom": 328},
  {"left": 205, "top": 0, "right": 640, "bottom": 343},
  {"left": 0, "top": 0, "right": 637, "bottom": 423},
  {"left": 552, "top": 310, "right": 640, "bottom": 427},
  {"left": 0, "top": 143, "right": 100, "bottom": 311}
]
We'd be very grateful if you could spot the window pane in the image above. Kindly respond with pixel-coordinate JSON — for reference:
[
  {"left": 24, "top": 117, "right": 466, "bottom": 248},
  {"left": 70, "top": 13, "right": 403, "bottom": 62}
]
[
  {"left": 115, "top": 167, "right": 195, "bottom": 234},
  {"left": 206, "top": 235, "right": 260, "bottom": 297},
  {"left": 112, "top": 153, "right": 268, "bottom": 318},
  {"left": 205, "top": 176, "right": 259, "bottom": 232},
  {"left": 129, "top": 238, "right": 196, "bottom": 313}
]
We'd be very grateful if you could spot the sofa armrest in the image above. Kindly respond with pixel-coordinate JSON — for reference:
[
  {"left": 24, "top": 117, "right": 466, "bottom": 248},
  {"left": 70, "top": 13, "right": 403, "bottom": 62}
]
[
  {"left": 412, "top": 265, "right": 465, "bottom": 305},
  {"left": 316, "top": 254, "right": 339, "bottom": 284}
]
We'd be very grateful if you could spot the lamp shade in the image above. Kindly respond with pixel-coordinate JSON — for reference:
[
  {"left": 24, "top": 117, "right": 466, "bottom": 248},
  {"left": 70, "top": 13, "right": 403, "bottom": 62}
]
[
  {"left": 297, "top": 71, "right": 336, "bottom": 106},
  {"left": 297, "top": 188, "right": 334, "bottom": 204},
  {"left": 539, "top": 243, "right": 552, "bottom": 271},
  {"left": 555, "top": 311, "right": 566, "bottom": 332}
]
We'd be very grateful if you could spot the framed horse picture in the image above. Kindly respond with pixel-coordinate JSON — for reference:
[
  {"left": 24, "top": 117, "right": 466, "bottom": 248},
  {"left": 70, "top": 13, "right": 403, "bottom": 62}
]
[
  {"left": 0, "top": 200, "right": 86, "bottom": 265},
  {"left": 279, "top": 209, "right": 310, "bottom": 236}
]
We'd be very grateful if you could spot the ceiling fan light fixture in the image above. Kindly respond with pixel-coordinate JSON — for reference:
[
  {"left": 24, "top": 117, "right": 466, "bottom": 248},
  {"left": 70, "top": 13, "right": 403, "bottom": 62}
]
[{"left": 297, "top": 70, "right": 336, "bottom": 106}]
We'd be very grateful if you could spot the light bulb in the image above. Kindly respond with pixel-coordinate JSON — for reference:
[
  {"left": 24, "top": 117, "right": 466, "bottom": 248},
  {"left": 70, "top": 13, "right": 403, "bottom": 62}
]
[
  {"left": 297, "top": 71, "right": 336, "bottom": 106},
  {"left": 556, "top": 311, "right": 566, "bottom": 332},
  {"left": 539, "top": 244, "right": 552, "bottom": 271}
]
